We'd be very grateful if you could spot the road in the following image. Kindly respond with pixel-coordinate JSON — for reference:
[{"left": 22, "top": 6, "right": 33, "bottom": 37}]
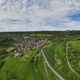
[
  {"left": 66, "top": 43, "right": 80, "bottom": 78},
  {"left": 41, "top": 49, "right": 65, "bottom": 80}
]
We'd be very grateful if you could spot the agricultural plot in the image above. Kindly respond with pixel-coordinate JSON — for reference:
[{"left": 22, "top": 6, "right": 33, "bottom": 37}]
[
  {"left": 0, "top": 48, "right": 58, "bottom": 80},
  {"left": 67, "top": 41, "right": 80, "bottom": 77},
  {"left": 0, "top": 50, "right": 47, "bottom": 80},
  {"left": 42, "top": 42, "right": 80, "bottom": 80}
]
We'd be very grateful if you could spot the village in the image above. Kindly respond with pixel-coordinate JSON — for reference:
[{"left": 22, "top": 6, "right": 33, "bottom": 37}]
[{"left": 15, "top": 38, "right": 48, "bottom": 57}]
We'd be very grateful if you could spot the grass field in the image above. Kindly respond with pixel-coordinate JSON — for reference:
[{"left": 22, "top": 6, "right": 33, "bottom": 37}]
[
  {"left": 0, "top": 45, "right": 64, "bottom": 80},
  {"left": 67, "top": 41, "right": 80, "bottom": 76},
  {"left": 43, "top": 42, "right": 80, "bottom": 80},
  {"left": 0, "top": 32, "right": 80, "bottom": 80},
  {"left": 0, "top": 41, "right": 80, "bottom": 80},
  {"left": 0, "top": 49, "right": 47, "bottom": 80}
]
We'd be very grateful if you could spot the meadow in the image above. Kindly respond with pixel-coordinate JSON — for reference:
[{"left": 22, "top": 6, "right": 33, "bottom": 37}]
[{"left": 0, "top": 31, "right": 80, "bottom": 80}]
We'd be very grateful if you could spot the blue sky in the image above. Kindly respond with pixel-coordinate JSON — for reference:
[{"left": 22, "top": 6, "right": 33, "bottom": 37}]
[
  {"left": 0, "top": 0, "right": 80, "bottom": 31},
  {"left": 68, "top": 11, "right": 80, "bottom": 21}
]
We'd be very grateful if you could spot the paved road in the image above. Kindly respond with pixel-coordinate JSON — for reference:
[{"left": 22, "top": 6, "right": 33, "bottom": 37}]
[
  {"left": 66, "top": 43, "right": 80, "bottom": 78},
  {"left": 41, "top": 49, "right": 65, "bottom": 80}
]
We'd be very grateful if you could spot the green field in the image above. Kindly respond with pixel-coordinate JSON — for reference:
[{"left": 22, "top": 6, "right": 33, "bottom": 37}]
[
  {"left": 0, "top": 50, "right": 47, "bottom": 80},
  {"left": 67, "top": 41, "right": 80, "bottom": 77},
  {"left": 0, "top": 31, "right": 80, "bottom": 80},
  {"left": 43, "top": 42, "right": 80, "bottom": 80},
  {"left": 0, "top": 48, "right": 58, "bottom": 80}
]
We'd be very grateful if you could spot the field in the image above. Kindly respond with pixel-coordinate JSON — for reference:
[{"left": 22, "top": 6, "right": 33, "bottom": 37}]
[
  {"left": 67, "top": 41, "right": 80, "bottom": 77},
  {"left": 0, "top": 49, "right": 48, "bottom": 80},
  {"left": 43, "top": 42, "right": 80, "bottom": 80},
  {"left": 0, "top": 31, "right": 80, "bottom": 80}
]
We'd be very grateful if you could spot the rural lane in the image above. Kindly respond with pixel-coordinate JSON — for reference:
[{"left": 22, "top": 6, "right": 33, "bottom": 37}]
[{"left": 66, "top": 43, "right": 80, "bottom": 78}]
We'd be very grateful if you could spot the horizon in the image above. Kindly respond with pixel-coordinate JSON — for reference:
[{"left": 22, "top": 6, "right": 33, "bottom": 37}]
[{"left": 0, "top": 30, "right": 80, "bottom": 33}]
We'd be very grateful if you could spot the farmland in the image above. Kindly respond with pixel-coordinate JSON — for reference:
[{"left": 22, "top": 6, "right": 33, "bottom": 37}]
[
  {"left": 43, "top": 42, "right": 80, "bottom": 80},
  {"left": 0, "top": 49, "right": 47, "bottom": 80},
  {"left": 0, "top": 31, "right": 80, "bottom": 80},
  {"left": 67, "top": 41, "right": 80, "bottom": 77}
]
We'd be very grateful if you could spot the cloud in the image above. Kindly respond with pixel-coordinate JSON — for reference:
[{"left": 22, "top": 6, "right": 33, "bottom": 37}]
[{"left": 0, "top": 0, "right": 80, "bottom": 31}]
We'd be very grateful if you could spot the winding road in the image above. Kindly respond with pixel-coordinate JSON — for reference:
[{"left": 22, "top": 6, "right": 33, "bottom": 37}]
[{"left": 66, "top": 43, "right": 80, "bottom": 78}]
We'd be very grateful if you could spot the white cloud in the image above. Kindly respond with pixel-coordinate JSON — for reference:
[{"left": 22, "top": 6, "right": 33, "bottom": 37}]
[{"left": 0, "top": 0, "right": 80, "bottom": 31}]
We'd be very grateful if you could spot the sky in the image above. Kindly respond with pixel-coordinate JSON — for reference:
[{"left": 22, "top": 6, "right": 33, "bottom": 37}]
[{"left": 0, "top": 0, "right": 80, "bottom": 32}]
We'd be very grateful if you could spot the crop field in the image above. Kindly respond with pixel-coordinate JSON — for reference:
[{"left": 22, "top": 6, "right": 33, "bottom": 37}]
[{"left": 0, "top": 31, "right": 80, "bottom": 80}]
